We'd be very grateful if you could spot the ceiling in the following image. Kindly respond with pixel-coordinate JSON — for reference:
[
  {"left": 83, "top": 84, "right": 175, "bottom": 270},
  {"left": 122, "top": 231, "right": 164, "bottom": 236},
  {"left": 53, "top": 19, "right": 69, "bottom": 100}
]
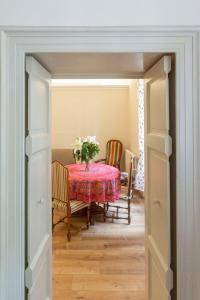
[{"left": 32, "top": 52, "right": 164, "bottom": 79}]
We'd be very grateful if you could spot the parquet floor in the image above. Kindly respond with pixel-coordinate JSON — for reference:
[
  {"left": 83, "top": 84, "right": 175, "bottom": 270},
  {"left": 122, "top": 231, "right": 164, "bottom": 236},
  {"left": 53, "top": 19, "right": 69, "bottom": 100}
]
[{"left": 52, "top": 196, "right": 145, "bottom": 300}]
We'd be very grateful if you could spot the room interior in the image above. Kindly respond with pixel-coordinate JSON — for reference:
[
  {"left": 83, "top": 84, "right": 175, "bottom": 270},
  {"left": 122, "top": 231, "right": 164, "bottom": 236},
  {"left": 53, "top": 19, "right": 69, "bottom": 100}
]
[
  {"left": 51, "top": 79, "right": 139, "bottom": 167},
  {"left": 30, "top": 52, "right": 165, "bottom": 299},
  {"left": 51, "top": 78, "right": 145, "bottom": 300}
]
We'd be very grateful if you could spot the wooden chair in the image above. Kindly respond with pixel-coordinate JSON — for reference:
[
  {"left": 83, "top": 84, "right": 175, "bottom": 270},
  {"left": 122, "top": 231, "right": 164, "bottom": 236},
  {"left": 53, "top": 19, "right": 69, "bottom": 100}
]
[
  {"left": 106, "top": 154, "right": 138, "bottom": 224},
  {"left": 96, "top": 139, "right": 123, "bottom": 170},
  {"left": 121, "top": 150, "right": 138, "bottom": 185},
  {"left": 52, "top": 160, "right": 90, "bottom": 241}
]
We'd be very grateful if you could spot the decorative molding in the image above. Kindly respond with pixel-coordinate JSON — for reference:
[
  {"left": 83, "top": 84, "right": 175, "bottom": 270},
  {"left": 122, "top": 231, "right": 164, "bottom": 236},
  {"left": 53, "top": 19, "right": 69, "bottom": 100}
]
[
  {"left": 0, "top": 30, "right": 9, "bottom": 300},
  {"left": 0, "top": 27, "right": 199, "bottom": 300},
  {"left": 25, "top": 234, "right": 50, "bottom": 289},
  {"left": 52, "top": 73, "right": 143, "bottom": 79},
  {"left": 25, "top": 134, "right": 50, "bottom": 157},
  {"left": 1, "top": 25, "right": 200, "bottom": 33}
]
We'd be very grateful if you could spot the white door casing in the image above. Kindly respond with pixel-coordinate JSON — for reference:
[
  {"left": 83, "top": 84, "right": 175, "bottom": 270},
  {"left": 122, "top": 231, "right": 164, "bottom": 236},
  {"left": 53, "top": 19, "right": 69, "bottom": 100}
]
[
  {"left": 144, "top": 56, "right": 173, "bottom": 299},
  {"left": 0, "top": 29, "right": 198, "bottom": 300},
  {"left": 25, "top": 56, "right": 52, "bottom": 300}
]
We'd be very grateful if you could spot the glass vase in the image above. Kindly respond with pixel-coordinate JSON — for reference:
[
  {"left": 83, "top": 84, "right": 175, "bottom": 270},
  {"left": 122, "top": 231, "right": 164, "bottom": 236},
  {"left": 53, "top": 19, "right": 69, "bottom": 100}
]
[{"left": 85, "top": 161, "right": 90, "bottom": 171}]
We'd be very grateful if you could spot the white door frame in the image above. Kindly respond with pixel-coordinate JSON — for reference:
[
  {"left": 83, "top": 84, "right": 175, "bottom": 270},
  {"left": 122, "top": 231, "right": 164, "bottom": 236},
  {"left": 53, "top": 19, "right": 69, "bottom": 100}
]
[{"left": 0, "top": 27, "right": 199, "bottom": 300}]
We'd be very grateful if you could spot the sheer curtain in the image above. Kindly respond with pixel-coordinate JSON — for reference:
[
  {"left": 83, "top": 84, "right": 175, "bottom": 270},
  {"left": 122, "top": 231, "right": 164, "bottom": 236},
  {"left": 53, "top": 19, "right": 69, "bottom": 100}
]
[{"left": 135, "top": 79, "right": 144, "bottom": 192}]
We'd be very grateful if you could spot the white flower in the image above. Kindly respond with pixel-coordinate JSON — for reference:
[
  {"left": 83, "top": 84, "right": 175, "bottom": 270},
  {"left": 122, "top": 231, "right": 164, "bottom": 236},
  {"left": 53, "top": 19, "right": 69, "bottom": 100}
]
[
  {"left": 89, "top": 136, "right": 96, "bottom": 143},
  {"left": 73, "top": 137, "right": 82, "bottom": 148},
  {"left": 82, "top": 137, "right": 88, "bottom": 143},
  {"left": 83, "top": 136, "right": 99, "bottom": 144},
  {"left": 73, "top": 136, "right": 99, "bottom": 151},
  {"left": 72, "top": 137, "right": 84, "bottom": 156}
]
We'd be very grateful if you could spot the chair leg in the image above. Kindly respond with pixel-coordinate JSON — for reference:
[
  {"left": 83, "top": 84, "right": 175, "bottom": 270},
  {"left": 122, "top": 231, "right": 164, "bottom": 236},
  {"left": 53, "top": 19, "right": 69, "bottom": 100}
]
[
  {"left": 117, "top": 207, "right": 119, "bottom": 218},
  {"left": 67, "top": 217, "right": 71, "bottom": 242},
  {"left": 87, "top": 205, "right": 90, "bottom": 229},
  {"left": 107, "top": 202, "right": 109, "bottom": 211},
  {"left": 128, "top": 198, "right": 131, "bottom": 225},
  {"left": 52, "top": 207, "right": 54, "bottom": 233},
  {"left": 103, "top": 203, "right": 106, "bottom": 222}
]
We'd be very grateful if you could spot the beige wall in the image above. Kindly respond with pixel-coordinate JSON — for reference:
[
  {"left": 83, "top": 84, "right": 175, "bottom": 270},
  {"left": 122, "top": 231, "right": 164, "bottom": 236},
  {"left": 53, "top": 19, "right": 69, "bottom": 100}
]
[
  {"left": 52, "top": 86, "right": 132, "bottom": 166},
  {"left": 128, "top": 80, "right": 139, "bottom": 156}
]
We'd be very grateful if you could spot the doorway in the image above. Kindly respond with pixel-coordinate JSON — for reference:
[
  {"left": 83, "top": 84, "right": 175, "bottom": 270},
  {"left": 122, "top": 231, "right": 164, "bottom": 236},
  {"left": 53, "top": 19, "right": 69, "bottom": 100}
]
[
  {"left": 1, "top": 28, "right": 196, "bottom": 300},
  {"left": 25, "top": 52, "right": 174, "bottom": 300}
]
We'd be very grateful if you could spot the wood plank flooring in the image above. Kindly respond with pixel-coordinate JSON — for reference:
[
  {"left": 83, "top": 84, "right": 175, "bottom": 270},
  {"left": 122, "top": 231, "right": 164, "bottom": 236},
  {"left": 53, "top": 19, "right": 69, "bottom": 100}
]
[{"left": 52, "top": 197, "right": 145, "bottom": 300}]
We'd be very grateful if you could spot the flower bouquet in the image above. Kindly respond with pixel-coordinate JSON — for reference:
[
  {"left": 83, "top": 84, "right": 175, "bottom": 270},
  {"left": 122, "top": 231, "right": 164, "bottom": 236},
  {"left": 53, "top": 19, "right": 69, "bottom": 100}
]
[{"left": 73, "top": 136, "right": 100, "bottom": 171}]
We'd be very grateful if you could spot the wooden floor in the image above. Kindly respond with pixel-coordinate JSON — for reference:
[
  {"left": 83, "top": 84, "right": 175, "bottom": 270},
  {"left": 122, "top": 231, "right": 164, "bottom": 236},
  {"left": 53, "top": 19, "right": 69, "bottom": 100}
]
[{"left": 52, "top": 196, "right": 145, "bottom": 300}]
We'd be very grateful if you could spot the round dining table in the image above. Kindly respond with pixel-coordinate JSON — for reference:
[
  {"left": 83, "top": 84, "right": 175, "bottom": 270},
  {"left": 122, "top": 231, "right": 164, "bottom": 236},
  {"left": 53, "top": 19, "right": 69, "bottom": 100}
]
[{"left": 66, "top": 163, "right": 121, "bottom": 204}]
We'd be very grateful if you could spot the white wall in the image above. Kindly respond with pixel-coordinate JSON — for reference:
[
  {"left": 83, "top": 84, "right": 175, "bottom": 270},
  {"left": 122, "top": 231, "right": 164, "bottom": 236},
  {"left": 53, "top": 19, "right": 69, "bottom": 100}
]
[
  {"left": 52, "top": 86, "right": 131, "bottom": 165},
  {"left": 0, "top": 0, "right": 200, "bottom": 26}
]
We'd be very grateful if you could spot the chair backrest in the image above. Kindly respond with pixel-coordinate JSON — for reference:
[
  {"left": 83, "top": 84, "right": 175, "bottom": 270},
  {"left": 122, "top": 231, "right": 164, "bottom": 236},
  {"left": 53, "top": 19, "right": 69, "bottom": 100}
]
[
  {"left": 105, "top": 139, "right": 123, "bottom": 169},
  {"left": 52, "top": 160, "right": 69, "bottom": 203},
  {"left": 132, "top": 154, "right": 139, "bottom": 185},
  {"left": 127, "top": 154, "right": 139, "bottom": 198}
]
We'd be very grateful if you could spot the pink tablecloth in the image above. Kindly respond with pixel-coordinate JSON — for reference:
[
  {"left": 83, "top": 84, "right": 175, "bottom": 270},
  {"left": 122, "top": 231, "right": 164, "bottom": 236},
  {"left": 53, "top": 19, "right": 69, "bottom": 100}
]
[{"left": 67, "top": 163, "right": 121, "bottom": 204}]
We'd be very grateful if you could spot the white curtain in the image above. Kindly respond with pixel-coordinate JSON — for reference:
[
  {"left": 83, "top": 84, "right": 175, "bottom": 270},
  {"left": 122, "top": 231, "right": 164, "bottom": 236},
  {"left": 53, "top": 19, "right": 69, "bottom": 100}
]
[{"left": 135, "top": 79, "right": 145, "bottom": 192}]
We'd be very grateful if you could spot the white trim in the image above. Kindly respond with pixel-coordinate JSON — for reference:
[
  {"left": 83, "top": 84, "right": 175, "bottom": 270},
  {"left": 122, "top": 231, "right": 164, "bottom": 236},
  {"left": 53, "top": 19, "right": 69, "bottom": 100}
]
[
  {"left": 0, "top": 30, "right": 8, "bottom": 300},
  {"left": 1, "top": 25, "right": 200, "bottom": 33},
  {"left": 51, "top": 73, "right": 143, "bottom": 79},
  {"left": 26, "top": 55, "right": 51, "bottom": 79},
  {"left": 0, "top": 27, "right": 199, "bottom": 300}
]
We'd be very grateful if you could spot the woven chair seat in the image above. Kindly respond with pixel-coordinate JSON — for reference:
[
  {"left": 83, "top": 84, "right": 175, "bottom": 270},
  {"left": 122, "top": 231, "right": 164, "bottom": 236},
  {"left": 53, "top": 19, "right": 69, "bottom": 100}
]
[
  {"left": 120, "top": 172, "right": 128, "bottom": 180},
  {"left": 52, "top": 199, "right": 89, "bottom": 214},
  {"left": 119, "top": 193, "right": 129, "bottom": 201},
  {"left": 120, "top": 171, "right": 128, "bottom": 185}
]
